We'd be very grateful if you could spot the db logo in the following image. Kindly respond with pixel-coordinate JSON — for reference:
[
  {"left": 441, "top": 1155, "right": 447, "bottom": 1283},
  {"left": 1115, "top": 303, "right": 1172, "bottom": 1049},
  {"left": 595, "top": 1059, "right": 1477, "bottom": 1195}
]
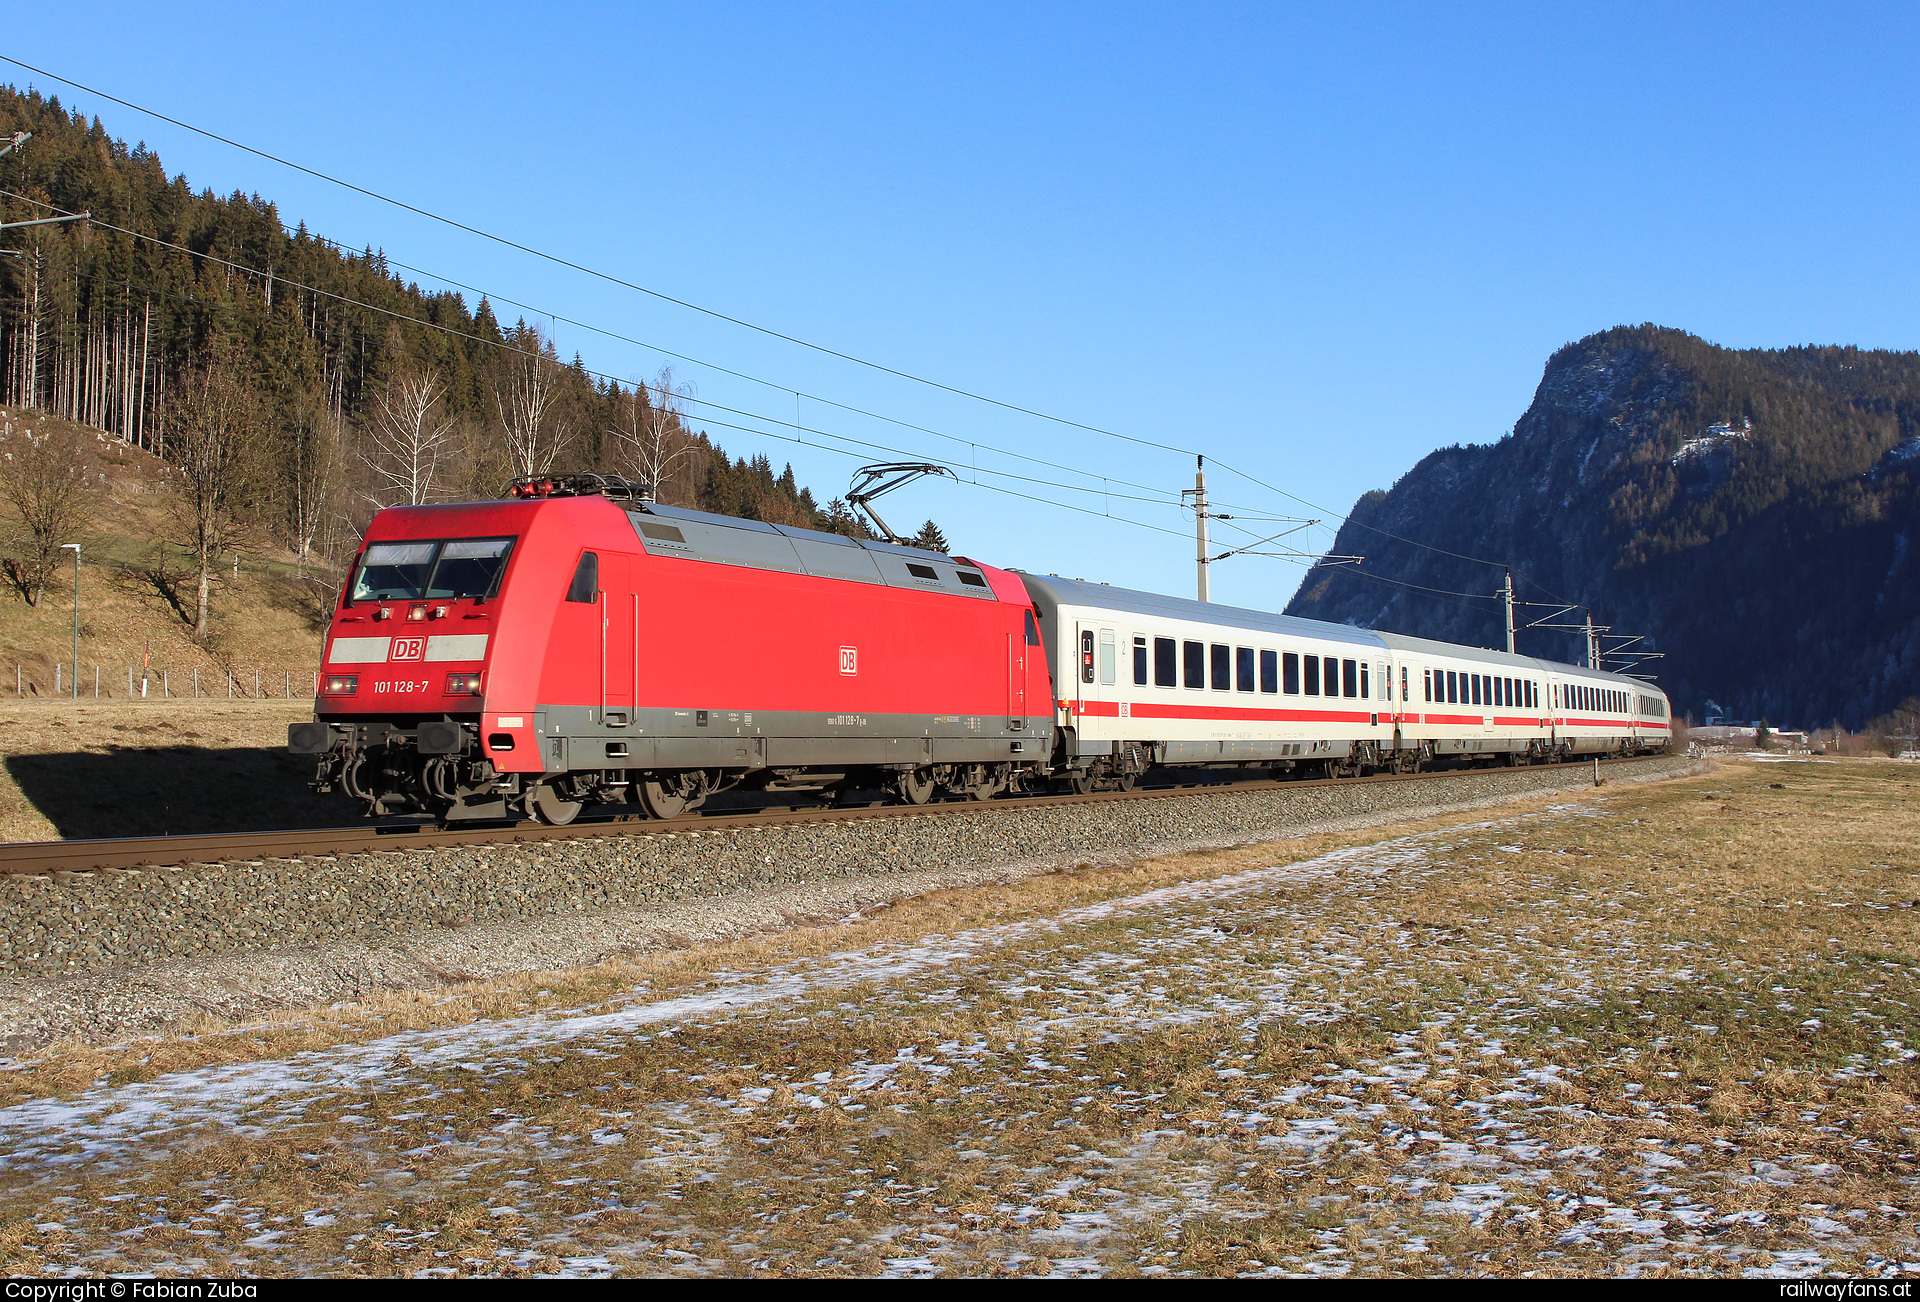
[
  {"left": 838, "top": 646, "right": 858, "bottom": 676},
  {"left": 390, "top": 636, "right": 427, "bottom": 662}
]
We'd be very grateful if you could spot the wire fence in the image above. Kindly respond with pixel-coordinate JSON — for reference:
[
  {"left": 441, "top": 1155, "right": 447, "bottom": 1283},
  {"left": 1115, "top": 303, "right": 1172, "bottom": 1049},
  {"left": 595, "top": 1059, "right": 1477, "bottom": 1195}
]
[{"left": 9, "top": 665, "right": 319, "bottom": 700}]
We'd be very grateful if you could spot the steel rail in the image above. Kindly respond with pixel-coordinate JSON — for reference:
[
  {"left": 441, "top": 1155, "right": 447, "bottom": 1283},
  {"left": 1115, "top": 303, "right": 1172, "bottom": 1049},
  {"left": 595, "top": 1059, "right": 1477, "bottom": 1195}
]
[{"left": 0, "top": 755, "right": 1663, "bottom": 877}]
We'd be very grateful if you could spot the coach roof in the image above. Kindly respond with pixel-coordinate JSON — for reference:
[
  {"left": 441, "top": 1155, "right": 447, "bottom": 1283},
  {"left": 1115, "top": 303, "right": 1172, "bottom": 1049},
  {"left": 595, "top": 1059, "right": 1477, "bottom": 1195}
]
[{"left": 1016, "top": 573, "right": 1386, "bottom": 650}]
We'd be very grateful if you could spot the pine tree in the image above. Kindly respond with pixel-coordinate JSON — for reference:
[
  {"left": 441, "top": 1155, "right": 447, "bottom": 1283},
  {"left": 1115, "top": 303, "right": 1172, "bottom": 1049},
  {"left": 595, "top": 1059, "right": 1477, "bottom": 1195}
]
[{"left": 911, "top": 520, "right": 949, "bottom": 553}]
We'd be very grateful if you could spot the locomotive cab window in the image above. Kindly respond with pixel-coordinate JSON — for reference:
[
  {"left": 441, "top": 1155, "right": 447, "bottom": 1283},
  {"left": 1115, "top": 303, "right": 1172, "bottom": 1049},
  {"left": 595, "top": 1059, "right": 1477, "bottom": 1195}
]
[
  {"left": 565, "top": 551, "right": 599, "bottom": 603},
  {"left": 1025, "top": 609, "right": 1042, "bottom": 647},
  {"left": 352, "top": 541, "right": 437, "bottom": 602},
  {"left": 427, "top": 538, "right": 514, "bottom": 599}
]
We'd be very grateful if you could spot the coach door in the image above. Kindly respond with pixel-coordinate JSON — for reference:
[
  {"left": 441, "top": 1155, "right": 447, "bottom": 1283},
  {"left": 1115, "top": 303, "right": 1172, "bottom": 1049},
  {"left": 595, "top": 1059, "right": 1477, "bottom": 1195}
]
[{"left": 1072, "top": 622, "right": 1118, "bottom": 725}]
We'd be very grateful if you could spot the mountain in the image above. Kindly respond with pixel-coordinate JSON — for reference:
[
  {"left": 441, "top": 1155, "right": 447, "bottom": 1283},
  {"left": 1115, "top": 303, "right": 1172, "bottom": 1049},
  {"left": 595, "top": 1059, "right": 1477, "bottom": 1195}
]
[{"left": 1284, "top": 325, "right": 1920, "bottom": 729}]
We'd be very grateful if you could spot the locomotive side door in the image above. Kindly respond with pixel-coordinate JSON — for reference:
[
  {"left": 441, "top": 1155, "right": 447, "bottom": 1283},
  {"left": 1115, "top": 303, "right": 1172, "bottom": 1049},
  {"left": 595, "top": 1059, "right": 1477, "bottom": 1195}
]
[{"left": 601, "top": 553, "right": 633, "bottom": 719}]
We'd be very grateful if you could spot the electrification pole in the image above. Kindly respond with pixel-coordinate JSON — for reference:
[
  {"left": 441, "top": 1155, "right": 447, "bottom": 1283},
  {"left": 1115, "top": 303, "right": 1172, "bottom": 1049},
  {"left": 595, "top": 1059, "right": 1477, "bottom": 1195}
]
[
  {"left": 1189, "top": 456, "right": 1210, "bottom": 602},
  {"left": 61, "top": 543, "right": 79, "bottom": 700},
  {"left": 1501, "top": 568, "right": 1516, "bottom": 654},
  {"left": 1584, "top": 609, "right": 1599, "bottom": 669}
]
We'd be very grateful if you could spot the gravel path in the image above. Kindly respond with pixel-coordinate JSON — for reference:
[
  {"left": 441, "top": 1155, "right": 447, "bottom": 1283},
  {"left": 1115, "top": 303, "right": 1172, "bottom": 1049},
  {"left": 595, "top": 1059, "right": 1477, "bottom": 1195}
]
[{"left": 0, "top": 757, "right": 1702, "bottom": 1053}]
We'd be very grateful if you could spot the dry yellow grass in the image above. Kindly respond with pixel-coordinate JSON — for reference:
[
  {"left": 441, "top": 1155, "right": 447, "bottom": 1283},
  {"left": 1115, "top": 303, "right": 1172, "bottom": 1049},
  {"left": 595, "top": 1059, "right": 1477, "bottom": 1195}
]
[
  {"left": 0, "top": 758, "right": 1912, "bottom": 1277},
  {"left": 0, "top": 698, "right": 338, "bottom": 840},
  {"left": 0, "top": 410, "right": 323, "bottom": 696}
]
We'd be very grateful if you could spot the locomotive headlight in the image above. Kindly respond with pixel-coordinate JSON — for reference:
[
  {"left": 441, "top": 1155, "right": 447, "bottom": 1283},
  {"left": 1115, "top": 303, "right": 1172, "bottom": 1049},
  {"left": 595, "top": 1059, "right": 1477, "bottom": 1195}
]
[
  {"left": 321, "top": 674, "right": 358, "bottom": 696},
  {"left": 445, "top": 672, "right": 482, "bottom": 695},
  {"left": 407, "top": 605, "right": 427, "bottom": 622}
]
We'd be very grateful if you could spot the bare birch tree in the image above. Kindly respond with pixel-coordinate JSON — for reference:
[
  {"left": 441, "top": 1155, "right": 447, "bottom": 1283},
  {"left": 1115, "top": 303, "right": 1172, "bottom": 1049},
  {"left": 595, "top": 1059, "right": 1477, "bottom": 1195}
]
[
  {"left": 494, "top": 331, "right": 571, "bottom": 479},
  {"left": 0, "top": 415, "right": 92, "bottom": 606},
  {"left": 167, "top": 340, "right": 267, "bottom": 638},
  {"left": 604, "top": 368, "right": 699, "bottom": 502},
  {"left": 288, "top": 383, "right": 346, "bottom": 577},
  {"left": 362, "top": 361, "right": 456, "bottom": 507}
]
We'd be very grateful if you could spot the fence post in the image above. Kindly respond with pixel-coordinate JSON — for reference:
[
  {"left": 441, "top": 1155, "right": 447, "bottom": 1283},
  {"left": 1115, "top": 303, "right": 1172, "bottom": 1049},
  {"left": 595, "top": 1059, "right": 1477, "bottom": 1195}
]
[
  {"left": 193, "top": 668, "right": 198, "bottom": 698},
  {"left": 226, "top": 671, "right": 232, "bottom": 699},
  {"left": 254, "top": 668, "right": 260, "bottom": 698},
  {"left": 128, "top": 665, "right": 133, "bottom": 697},
  {"left": 93, "top": 665, "right": 98, "bottom": 699},
  {"left": 54, "top": 663, "right": 60, "bottom": 694}
]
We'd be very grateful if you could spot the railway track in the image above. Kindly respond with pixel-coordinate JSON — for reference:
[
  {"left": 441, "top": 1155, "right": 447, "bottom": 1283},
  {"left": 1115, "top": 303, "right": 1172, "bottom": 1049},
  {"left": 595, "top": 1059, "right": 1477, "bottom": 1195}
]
[{"left": 0, "top": 754, "right": 1653, "bottom": 877}]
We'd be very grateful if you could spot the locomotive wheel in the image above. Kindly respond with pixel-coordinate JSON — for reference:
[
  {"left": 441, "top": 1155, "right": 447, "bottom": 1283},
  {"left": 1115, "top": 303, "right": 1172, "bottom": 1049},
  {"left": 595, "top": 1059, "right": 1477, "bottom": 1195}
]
[
  {"left": 639, "top": 779, "right": 691, "bottom": 820},
  {"left": 529, "top": 781, "right": 583, "bottom": 826},
  {"left": 897, "top": 767, "right": 936, "bottom": 805}
]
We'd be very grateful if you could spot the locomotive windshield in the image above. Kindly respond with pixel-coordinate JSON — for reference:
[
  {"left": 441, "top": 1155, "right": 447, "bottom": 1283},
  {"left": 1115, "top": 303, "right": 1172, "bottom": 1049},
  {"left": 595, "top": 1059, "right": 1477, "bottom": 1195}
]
[{"left": 350, "top": 537, "right": 515, "bottom": 602}]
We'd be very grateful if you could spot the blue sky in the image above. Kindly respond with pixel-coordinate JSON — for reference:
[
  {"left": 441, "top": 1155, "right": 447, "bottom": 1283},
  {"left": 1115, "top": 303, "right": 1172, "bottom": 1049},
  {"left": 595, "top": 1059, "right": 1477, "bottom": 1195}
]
[{"left": 6, "top": 3, "right": 1916, "bottom": 609}]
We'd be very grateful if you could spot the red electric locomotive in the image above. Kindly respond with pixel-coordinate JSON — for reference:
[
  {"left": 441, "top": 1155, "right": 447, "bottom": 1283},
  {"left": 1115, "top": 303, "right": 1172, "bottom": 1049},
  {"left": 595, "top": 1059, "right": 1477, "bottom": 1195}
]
[{"left": 290, "top": 475, "right": 1052, "bottom": 823}]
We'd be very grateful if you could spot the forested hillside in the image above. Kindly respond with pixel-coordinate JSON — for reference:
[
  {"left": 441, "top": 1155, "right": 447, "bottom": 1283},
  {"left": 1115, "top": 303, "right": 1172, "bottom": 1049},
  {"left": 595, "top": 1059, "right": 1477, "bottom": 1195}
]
[
  {"left": 0, "top": 86, "right": 924, "bottom": 639},
  {"left": 1286, "top": 325, "right": 1920, "bottom": 729}
]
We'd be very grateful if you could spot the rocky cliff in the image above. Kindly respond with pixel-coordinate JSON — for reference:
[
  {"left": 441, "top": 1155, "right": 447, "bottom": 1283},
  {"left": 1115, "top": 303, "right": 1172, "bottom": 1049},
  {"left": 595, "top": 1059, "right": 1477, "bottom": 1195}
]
[{"left": 1284, "top": 325, "right": 1920, "bottom": 728}]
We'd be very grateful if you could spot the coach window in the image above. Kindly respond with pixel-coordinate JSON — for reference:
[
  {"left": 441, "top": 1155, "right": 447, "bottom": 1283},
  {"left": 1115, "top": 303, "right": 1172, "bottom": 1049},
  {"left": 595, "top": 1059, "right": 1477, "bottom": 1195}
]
[
  {"left": 1211, "top": 643, "right": 1231, "bottom": 691},
  {"left": 1468, "top": 675, "right": 1479, "bottom": 706},
  {"left": 1154, "top": 637, "right": 1177, "bottom": 687},
  {"left": 1261, "top": 649, "right": 1279, "bottom": 694},
  {"left": 1185, "top": 641, "right": 1206, "bottom": 689},
  {"left": 1342, "top": 658, "right": 1358, "bottom": 698},
  {"left": 565, "top": 551, "right": 599, "bottom": 603},
  {"left": 1358, "top": 662, "right": 1369, "bottom": 699},
  {"left": 1423, "top": 669, "right": 1432, "bottom": 702},
  {"left": 1446, "top": 670, "right": 1457, "bottom": 704},
  {"left": 1323, "top": 657, "right": 1339, "bottom": 697},
  {"left": 1284, "top": 652, "right": 1301, "bottom": 695},
  {"left": 1303, "top": 654, "right": 1320, "bottom": 696},
  {"left": 1134, "top": 636, "right": 1149, "bottom": 686},
  {"left": 1237, "top": 647, "right": 1255, "bottom": 693},
  {"left": 1080, "top": 630, "right": 1095, "bottom": 684},
  {"left": 1401, "top": 665, "right": 1409, "bottom": 703},
  {"left": 1098, "top": 629, "right": 1116, "bottom": 686}
]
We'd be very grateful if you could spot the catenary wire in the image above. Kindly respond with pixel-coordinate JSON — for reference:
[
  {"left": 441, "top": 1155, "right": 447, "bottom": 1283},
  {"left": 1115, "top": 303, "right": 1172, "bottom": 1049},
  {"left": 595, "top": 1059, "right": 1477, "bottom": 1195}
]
[
  {"left": 0, "top": 57, "right": 1456, "bottom": 554},
  {"left": 0, "top": 189, "right": 1233, "bottom": 557},
  {"left": 0, "top": 74, "right": 1560, "bottom": 598}
]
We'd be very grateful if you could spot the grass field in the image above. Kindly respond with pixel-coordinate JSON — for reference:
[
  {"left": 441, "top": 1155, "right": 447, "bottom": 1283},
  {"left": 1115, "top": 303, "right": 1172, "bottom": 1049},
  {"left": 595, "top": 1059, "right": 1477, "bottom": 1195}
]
[
  {"left": 0, "top": 757, "right": 1912, "bottom": 1277},
  {"left": 0, "top": 699, "right": 340, "bottom": 841}
]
